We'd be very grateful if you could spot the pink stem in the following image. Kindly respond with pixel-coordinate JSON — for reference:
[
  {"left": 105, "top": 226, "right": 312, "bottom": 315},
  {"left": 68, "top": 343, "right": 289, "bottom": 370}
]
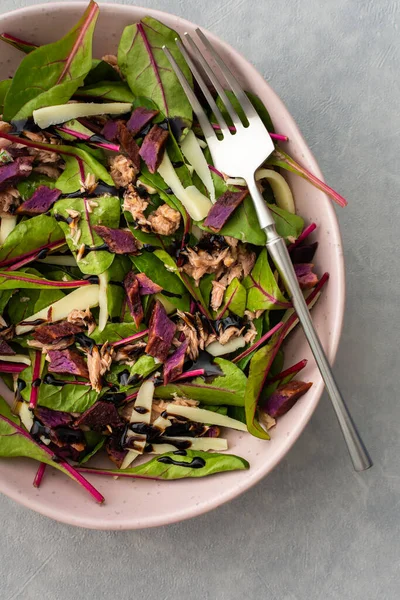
[
  {"left": 233, "top": 322, "right": 284, "bottom": 363},
  {"left": 0, "top": 239, "right": 66, "bottom": 269},
  {"left": 123, "top": 391, "right": 139, "bottom": 403},
  {"left": 56, "top": 126, "right": 120, "bottom": 152},
  {"left": 273, "top": 148, "right": 348, "bottom": 208},
  {"left": 0, "top": 272, "right": 92, "bottom": 288},
  {"left": 288, "top": 223, "right": 317, "bottom": 252},
  {"left": 208, "top": 164, "right": 224, "bottom": 179},
  {"left": 0, "top": 413, "right": 104, "bottom": 503},
  {"left": 61, "top": 461, "right": 104, "bottom": 503},
  {"left": 0, "top": 361, "right": 27, "bottom": 374},
  {"left": 33, "top": 462, "right": 46, "bottom": 488},
  {"left": 174, "top": 369, "right": 205, "bottom": 381},
  {"left": 268, "top": 359, "right": 308, "bottom": 383},
  {"left": 111, "top": 329, "right": 149, "bottom": 348},
  {"left": 29, "top": 350, "right": 42, "bottom": 410}
]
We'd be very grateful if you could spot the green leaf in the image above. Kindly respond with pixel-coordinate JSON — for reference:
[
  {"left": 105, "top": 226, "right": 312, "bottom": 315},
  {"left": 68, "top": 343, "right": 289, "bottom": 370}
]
[
  {"left": 0, "top": 289, "right": 14, "bottom": 313},
  {"left": 77, "top": 81, "right": 135, "bottom": 102},
  {"left": 0, "top": 80, "right": 11, "bottom": 113},
  {"left": 200, "top": 405, "right": 228, "bottom": 415},
  {"left": 17, "top": 173, "right": 55, "bottom": 200},
  {"left": 199, "top": 273, "right": 214, "bottom": 308},
  {"left": 199, "top": 193, "right": 266, "bottom": 245},
  {"left": 216, "top": 90, "right": 274, "bottom": 132},
  {"left": 3, "top": 1, "right": 99, "bottom": 121},
  {"left": 220, "top": 277, "right": 246, "bottom": 317},
  {"left": 139, "top": 165, "right": 190, "bottom": 224},
  {"left": 0, "top": 271, "right": 87, "bottom": 291},
  {"left": 228, "top": 405, "right": 246, "bottom": 424},
  {"left": 80, "top": 449, "right": 249, "bottom": 479},
  {"left": 267, "top": 204, "right": 304, "bottom": 240},
  {"left": 53, "top": 195, "right": 120, "bottom": 274},
  {"left": 79, "top": 437, "right": 105, "bottom": 464},
  {"left": 243, "top": 249, "right": 290, "bottom": 312},
  {"left": 90, "top": 322, "right": 145, "bottom": 344},
  {"left": 0, "top": 397, "right": 103, "bottom": 502},
  {"left": 0, "top": 33, "right": 37, "bottom": 54},
  {"left": 0, "top": 214, "right": 63, "bottom": 264},
  {"left": 154, "top": 358, "right": 247, "bottom": 406},
  {"left": 131, "top": 251, "right": 186, "bottom": 295},
  {"left": 20, "top": 364, "right": 98, "bottom": 413},
  {"left": 55, "top": 146, "right": 114, "bottom": 193},
  {"left": 8, "top": 287, "right": 64, "bottom": 324},
  {"left": 153, "top": 249, "right": 209, "bottom": 315},
  {"left": 123, "top": 208, "right": 169, "bottom": 249},
  {"left": 244, "top": 330, "right": 282, "bottom": 439},
  {"left": 84, "top": 59, "right": 122, "bottom": 85},
  {"left": 118, "top": 17, "right": 193, "bottom": 123}
]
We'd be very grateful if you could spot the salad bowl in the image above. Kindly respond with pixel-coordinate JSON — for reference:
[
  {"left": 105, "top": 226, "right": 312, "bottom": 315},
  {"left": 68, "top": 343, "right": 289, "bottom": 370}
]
[{"left": 0, "top": 2, "right": 345, "bottom": 529}]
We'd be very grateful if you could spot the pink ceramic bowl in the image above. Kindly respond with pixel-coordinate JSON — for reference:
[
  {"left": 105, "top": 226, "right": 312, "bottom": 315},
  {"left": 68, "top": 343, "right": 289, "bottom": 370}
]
[{"left": 0, "top": 2, "right": 345, "bottom": 529}]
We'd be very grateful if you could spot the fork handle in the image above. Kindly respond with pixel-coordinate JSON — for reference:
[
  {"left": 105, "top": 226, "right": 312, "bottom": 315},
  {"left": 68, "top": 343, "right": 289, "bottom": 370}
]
[{"left": 246, "top": 178, "right": 372, "bottom": 471}]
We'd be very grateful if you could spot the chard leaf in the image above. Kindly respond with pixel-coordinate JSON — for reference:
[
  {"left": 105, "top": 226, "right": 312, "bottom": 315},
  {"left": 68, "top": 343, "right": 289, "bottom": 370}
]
[
  {"left": 77, "top": 81, "right": 135, "bottom": 102},
  {"left": 245, "top": 330, "right": 283, "bottom": 439},
  {"left": 118, "top": 17, "right": 193, "bottom": 123},
  {"left": 17, "top": 173, "right": 55, "bottom": 200},
  {"left": 267, "top": 204, "right": 304, "bottom": 241},
  {"left": 79, "top": 437, "right": 105, "bottom": 464},
  {"left": 0, "top": 271, "right": 89, "bottom": 290},
  {"left": 55, "top": 146, "right": 114, "bottom": 193},
  {"left": 0, "top": 396, "right": 103, "bottom": 502},
  {"left": 91, "top": 322, "right": 145, "bottom": 344},
  {"left": 0, "top": 80, "right": 11, "bottom": 113},
  {"left": 20, "top": 364, "right": 98, "bottom": 413},
  {"left": 154, "top": 358, "right": 247, "bottom": 406},
  {"left": 123, "top": 209, "right": 168, "bottom": 249},
  {"left": 243, "top": 249, "right": 290, "bottom": 312},
  {"left": 220, "top": 277, "right": 246, "bottom": 318},
  {"left": 0, "top": 33, "right": 37, "bottom": 54},
  {"left": 153, "top": 249, "right": 210, "bottom": 315},
  {"left": 8, "top": 287, "right": 64, "bottom": 324},
  {"left": 84, "top": 59, "right": 122, "bottom": 84},
  {"left": 0, "top": 289, "right": 14, "bottom": 313},
  {"left": 131, "top": 251, "right": 186, "bottom": 294},
  {"left": 3, "top": 1, "right": 99, "bottom": 121},
  {"left": 79, "top": 449, "right": 249, "bottom": 480},
  {"left": 53, "top": 195, "right": 120, "bottom": 274},
  {"left": 0, "top": 214, "right": 63, "bottom": 265}
]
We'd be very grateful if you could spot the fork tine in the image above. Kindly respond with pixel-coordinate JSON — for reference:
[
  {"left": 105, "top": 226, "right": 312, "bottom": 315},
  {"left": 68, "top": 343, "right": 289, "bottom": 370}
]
[
  {"left": 195, "top": 28, "right": 260, "bottom": 122},
  {"left": 183, "top": 32, "right": 244, "bottom": 130},
  {"left": 175, "top": 37, "right": 230, "bottom": 137},
  {"left": 162, "top": 45, "right": 216, "bottom": 142}
]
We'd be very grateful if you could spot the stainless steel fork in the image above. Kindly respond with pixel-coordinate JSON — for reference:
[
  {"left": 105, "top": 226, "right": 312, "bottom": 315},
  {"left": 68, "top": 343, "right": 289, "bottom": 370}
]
[{"left": 163, "top": 30, "right": 372, "bottom": 471}]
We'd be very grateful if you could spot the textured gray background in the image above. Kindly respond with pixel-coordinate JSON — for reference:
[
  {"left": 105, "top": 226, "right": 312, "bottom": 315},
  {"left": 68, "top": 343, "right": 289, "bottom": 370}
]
[{"left": 0, "top": 0, "right": 399, "bottom": 598}]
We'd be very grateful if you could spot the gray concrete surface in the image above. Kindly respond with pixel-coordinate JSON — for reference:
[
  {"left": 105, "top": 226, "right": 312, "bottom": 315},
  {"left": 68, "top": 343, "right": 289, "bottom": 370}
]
[{"left": 0, "top": 0, "right": 399, "bottom": 598}]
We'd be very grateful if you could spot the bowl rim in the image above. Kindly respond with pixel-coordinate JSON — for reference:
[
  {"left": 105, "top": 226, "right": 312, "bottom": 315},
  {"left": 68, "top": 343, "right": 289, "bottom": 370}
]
[{"left": 0, "top": 1, "right": 345, "bottom": 529}]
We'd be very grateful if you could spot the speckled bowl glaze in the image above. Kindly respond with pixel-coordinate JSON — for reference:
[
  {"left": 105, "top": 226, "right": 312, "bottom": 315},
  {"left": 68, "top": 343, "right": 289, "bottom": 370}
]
[{"left": 0, "top": 2, "right": 345, "bottom": 529}]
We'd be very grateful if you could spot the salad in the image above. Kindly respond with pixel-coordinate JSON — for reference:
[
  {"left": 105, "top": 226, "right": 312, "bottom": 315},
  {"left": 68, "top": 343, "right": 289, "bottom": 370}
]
[{"left": 0, "top": 2, "right": 346, "bottom": 503}]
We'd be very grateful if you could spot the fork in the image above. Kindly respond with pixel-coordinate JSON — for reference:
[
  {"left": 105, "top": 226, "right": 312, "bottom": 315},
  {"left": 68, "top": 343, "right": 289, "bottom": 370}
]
[{"left": 163, "top": 30, "right": 372, "bottom": 472}]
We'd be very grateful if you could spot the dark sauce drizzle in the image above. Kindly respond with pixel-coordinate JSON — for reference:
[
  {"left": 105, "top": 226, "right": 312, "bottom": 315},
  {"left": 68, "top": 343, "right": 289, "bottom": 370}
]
[{"left": 157, "top": 455, "right": 206, "bottom": 469}]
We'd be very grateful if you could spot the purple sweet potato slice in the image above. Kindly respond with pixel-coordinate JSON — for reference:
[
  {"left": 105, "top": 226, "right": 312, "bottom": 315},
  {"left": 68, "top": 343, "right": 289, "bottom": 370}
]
[
  {"left": 123, "top": 271, "right": 143, "bottom": 328},
  {"left": 47, "top": 348, "right": 89, "bottom": 379},
  {"left": 294, "top": 264, "right": 319, "bottom": 289},
  {"left": 0, "top": 340, "right": 15, "bottom": 355},
  {"left": 203, "top": 189, "right": 249, "bottom": 232},
  {"left": 127, "top": 107, "right": 159, "bottom": 136},
  {"left": 163, "top": 340, "right": 188, "bottom": 385},
  {"left": 136, "top": 272, "right": 163, "bottom": 296},
  {"left": 264, "top": 380, "right": 313, "bottom": 418},
  {"left": 117, "top": 121, "right": 140, "bottom": 172},
  {"left": 93, "top": 225, "right": 139, "bottom": 255},
  {"left": 16, "top": 186, "right": 62, "bottom": 216},
  {"left": 101, "top": 120, "right": 119, "bottom": 142},
  {"left": 33, "top": 322, "right": 83, "bottom": 345},
  {"left": 291, "top": 241, "right": 318, "bottom": 264},
  {"left": 75, "top": 400, "right": 122, "bottom": 432},
  {"left": 0, "top": 156, "right": 33, "bottom": 192},
  {"left": 145, "top": 300, "right": 176, "bottom": 363},
  {"left": 139, "top": 125, "right": 169, "bottom": 174},
  {"left": 35, "top": 406, "right": 74, "bottom": 428}
]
